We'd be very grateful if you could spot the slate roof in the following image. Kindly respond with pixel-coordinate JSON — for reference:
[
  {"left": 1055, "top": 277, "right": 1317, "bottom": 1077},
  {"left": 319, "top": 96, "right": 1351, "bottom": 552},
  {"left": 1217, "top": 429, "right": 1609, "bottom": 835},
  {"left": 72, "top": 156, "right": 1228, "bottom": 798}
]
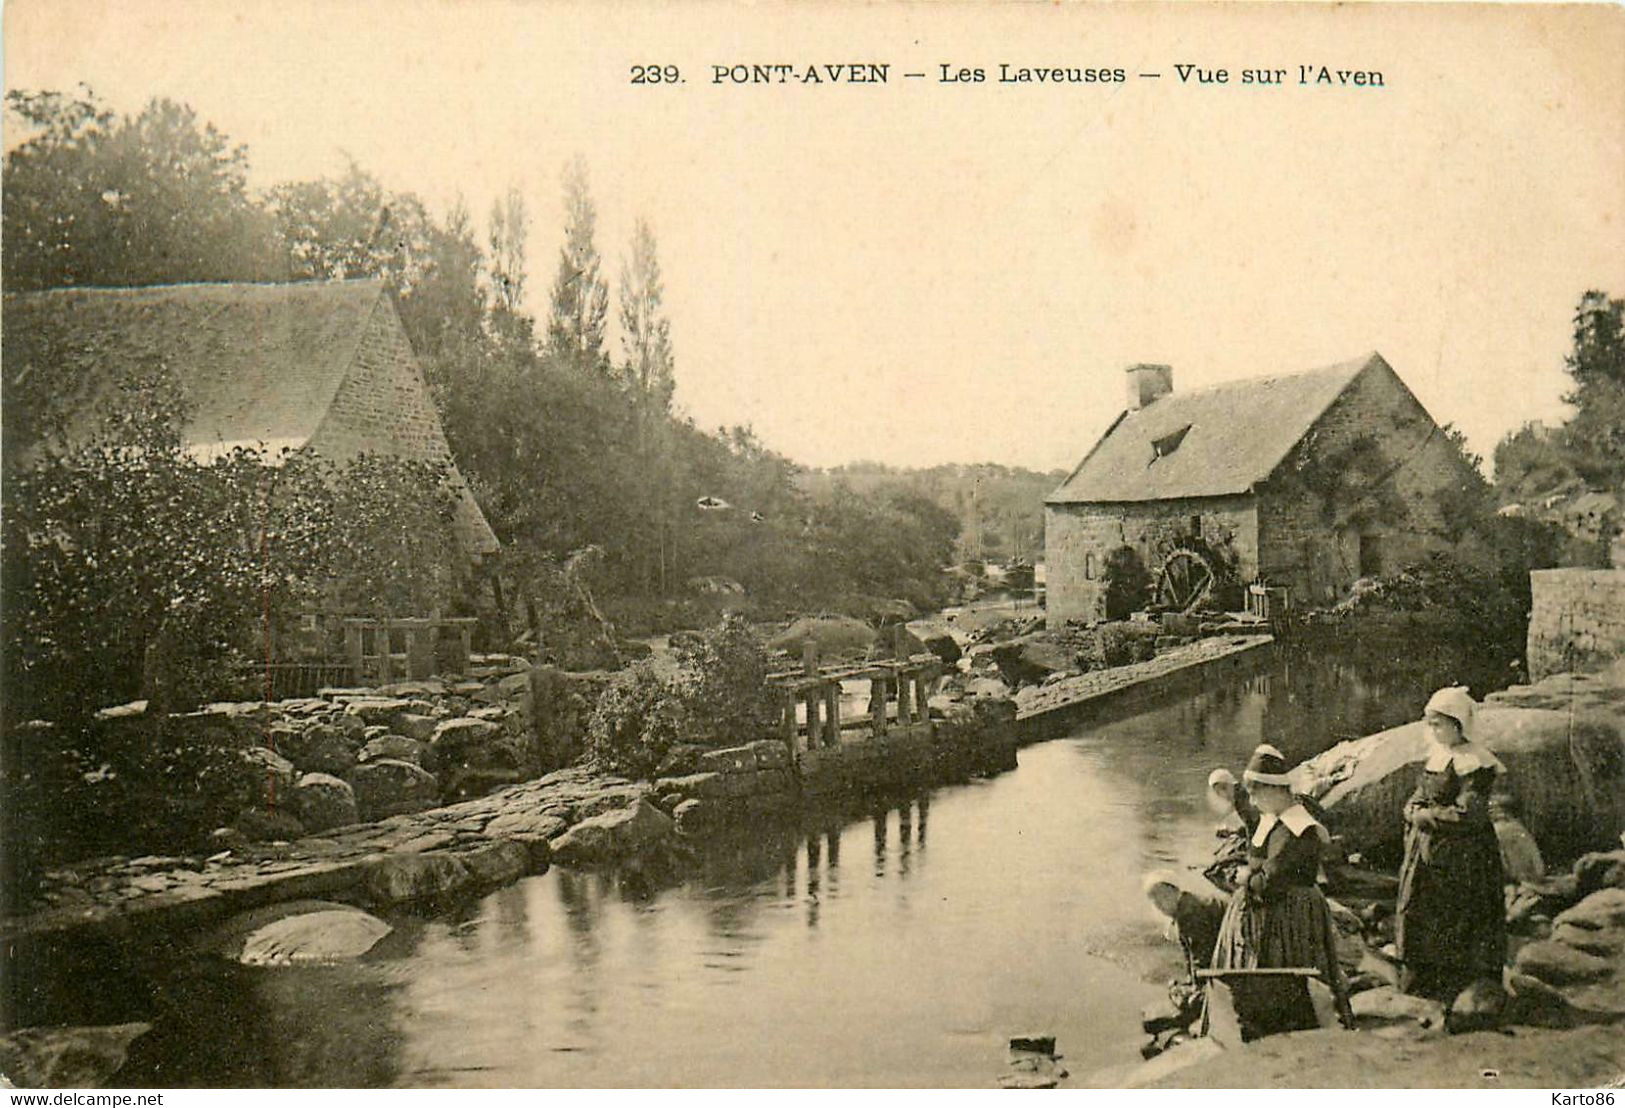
[
  {"left": 4, "top": 279, "right": 384, "bottom": 457},
  {"left": 1047, "top": 353, "right": 1386, "bottom": 504}
]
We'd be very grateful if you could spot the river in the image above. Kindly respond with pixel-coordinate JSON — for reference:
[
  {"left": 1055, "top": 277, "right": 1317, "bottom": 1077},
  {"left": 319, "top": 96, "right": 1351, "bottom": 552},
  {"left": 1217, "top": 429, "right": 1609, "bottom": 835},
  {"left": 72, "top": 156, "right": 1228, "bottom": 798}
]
[{"left": 89, "top": 637, "right": 1508, "bottom": 1087}]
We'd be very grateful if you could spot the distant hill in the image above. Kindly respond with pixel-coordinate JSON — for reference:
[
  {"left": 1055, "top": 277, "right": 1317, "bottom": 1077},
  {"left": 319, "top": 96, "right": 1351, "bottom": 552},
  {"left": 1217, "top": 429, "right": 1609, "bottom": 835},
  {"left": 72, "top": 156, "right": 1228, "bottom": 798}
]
[{"left": 798, "top": 462, "right": 1066, "bottom": 564}]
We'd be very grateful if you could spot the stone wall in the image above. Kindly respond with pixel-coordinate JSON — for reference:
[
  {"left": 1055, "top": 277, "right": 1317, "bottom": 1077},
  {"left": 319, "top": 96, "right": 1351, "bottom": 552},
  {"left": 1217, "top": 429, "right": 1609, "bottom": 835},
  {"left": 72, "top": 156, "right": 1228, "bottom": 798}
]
[
  {"left": 1255, "top": 359, "right": 1476, "bottom": 605},
  {"left": 1528, "top": 569, "right": 1625, "bottom": 680},
  {"left": 1045, "top": 497, "right": 1258, "bottom": 626},
  {"left": 306, "top": 298, "right": 497, "bottom": 557}
]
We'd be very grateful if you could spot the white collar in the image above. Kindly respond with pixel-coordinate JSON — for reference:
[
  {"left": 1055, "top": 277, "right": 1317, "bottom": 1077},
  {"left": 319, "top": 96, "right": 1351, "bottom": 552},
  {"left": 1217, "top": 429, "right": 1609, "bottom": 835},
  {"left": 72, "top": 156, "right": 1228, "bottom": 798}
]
[
  {"left": 1423, "top": 743, "right": 1505, "bottom": 775},
  {"left": 1252, "top": 804, "right": 1328, "bottom": 847}
]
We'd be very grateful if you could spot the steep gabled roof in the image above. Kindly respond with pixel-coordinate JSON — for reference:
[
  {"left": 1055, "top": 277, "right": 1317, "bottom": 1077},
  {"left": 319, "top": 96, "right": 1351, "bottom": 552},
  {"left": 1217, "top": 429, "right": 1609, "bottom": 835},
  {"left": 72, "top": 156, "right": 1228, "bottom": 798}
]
[
  {"left": 4, "top": 279, "right": 385, "bottom": 459},
  {"left": 1047, "top": 353, "right": 1385, "bottom": 504}
]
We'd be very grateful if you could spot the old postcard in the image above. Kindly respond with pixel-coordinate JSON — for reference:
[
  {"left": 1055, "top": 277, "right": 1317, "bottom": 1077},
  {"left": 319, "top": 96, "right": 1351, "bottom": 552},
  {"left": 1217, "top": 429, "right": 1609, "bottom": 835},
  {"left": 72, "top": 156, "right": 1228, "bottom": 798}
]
[{"left": 2, "top": 0, "right": 1623, "bottom": 1092}]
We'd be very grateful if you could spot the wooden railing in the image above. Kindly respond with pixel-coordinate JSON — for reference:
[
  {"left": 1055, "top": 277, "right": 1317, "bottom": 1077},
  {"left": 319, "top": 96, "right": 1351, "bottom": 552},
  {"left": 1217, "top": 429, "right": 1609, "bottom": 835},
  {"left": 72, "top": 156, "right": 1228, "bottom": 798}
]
[
  {"left": 767, "top": 627, "right": 943, "bottom": 752},
  {"left": 343, "top": 616, "right": 479, "bottom": 683}
]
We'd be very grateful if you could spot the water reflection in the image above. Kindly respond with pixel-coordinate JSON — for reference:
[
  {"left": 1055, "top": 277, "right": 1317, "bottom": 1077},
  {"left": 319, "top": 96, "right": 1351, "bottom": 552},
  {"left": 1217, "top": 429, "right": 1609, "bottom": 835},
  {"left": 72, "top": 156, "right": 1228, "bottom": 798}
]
[{"left": 85, "top": 638, "right": 1507, "bottom": 1087}]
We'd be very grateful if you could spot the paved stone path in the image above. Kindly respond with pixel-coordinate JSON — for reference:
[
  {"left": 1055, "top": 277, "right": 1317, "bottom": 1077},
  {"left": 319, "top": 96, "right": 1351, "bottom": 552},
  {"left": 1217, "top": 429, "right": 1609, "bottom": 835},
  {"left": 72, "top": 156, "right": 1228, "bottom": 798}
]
[{"left": 3, "top": 767, "right": 645, "bottom": 944}]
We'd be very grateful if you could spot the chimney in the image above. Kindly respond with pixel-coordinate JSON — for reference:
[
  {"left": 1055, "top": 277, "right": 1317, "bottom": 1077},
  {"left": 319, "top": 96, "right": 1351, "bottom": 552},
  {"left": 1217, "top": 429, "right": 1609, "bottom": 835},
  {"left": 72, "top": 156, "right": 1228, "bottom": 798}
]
[{"left": 1126, "top": 363, "right": 1173, "bottom": 411}]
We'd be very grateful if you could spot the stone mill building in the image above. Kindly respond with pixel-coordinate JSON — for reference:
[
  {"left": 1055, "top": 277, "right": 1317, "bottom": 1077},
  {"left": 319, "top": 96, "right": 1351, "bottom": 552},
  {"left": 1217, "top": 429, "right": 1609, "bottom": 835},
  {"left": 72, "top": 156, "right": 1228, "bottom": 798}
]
[{"left": 1044, "top": 353, "right": 1479, "bottom": 625}]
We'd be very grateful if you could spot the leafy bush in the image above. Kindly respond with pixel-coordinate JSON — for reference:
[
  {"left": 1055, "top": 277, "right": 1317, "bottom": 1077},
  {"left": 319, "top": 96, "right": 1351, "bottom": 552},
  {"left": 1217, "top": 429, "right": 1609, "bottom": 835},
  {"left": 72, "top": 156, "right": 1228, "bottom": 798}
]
[
  {"left": 670, "top": 613, "right": 779, "bottom": 746},
  {"left": 585, "top": 614, "right": 779, "bottom": 777},
  {"left": 1079, "top": 621, "right": 1159, "bottom": 669},
  {"left": 1102, "top": 545, "right": 1152, "bottom": 620},
  {"left": 583, "top": 661, "right": 685, "bottom": 780}
]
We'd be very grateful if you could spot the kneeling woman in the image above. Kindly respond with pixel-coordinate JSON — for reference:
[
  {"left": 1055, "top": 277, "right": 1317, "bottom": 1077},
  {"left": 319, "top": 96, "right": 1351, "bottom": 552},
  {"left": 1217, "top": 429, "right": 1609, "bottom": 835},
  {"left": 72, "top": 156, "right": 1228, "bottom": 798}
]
[{"left": 1211, "top": 745, "right": 1353, "bottom": 1039}]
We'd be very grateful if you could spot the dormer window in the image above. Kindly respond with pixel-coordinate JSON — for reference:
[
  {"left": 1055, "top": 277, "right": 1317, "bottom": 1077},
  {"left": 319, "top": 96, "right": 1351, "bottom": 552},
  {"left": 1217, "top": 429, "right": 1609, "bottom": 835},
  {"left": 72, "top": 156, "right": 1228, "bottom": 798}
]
[{"left": 1150, "top": 424, "right": 1192, "bottom": 463}]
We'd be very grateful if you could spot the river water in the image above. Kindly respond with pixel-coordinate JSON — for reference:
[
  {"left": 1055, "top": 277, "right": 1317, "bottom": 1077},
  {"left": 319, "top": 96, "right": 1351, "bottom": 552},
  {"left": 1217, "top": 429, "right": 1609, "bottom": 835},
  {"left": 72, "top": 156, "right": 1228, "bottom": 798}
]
[{"left": 97, "top": 637, "right": 1506, "bottom": 1088}]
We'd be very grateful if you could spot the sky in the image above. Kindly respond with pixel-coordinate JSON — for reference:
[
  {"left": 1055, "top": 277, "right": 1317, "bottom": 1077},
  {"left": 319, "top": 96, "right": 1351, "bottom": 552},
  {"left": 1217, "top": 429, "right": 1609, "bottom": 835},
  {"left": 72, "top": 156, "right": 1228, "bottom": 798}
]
[{"left": 5, "top": 0, "right": 1623, "bottom": 474}]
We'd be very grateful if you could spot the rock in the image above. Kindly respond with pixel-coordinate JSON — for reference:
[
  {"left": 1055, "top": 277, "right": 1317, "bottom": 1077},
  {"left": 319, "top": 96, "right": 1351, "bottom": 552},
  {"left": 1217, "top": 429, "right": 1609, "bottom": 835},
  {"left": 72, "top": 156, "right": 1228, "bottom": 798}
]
[
  {"left": 347, "top": 758, "right": 440, "bottom": 821},
  {"left": 1312, "top": 700, "right": 1625, "bottom": 859},
  {"left": 457, "top": 839, "right": 533, "bottom": 887},
  {"left": 0, "top": 1023, "right": 151, "bottom": 1088},
  {"left": 989, "top": 633, "right": 1074, "bottom": 687},
  {"left": 1445, "top": 978, "right": 1506, "bottom": 1034},
  {"left": 672, "top": 798, "right": 718, "bottom": 834},
  {"left": 344, "top": 698, "right": 415, "bottom": 724},
  {"left": 358, "top": 733, "right": 428, "bottom": 767},
  {"left": 549, "top": 797, "right": 677, "bottom": 867},
  {"left": 1514, "top": 940, "right": 1613, "bottom": 985},
  {"left": 967, "top": 676, "right": 1013, "bottom": 700},
  {"left": 275, "top": 721, "right": 357, "bottom": 776},
  {"left": 240, "top": 745, "right": 297, "bottom": 808},
  {"left": 1575, "top": 849, "right": 1625, "bottom": 896},
  {"left": 430, "top": 717, "right": 521, "bottom": 772},
  {"left": 392, "top": 713, "right": 440, "bottom": 742},
  {"left": 289, "top": 772, "right": 359, "bottom": 833},
  {"left": 920, "top": 632, "right": 962, "bottom": 666},
  {"left": 481, "top": 810, "right": 563, "bottom": 870},
  {"left": 766, "top": 616, "right": 876, "bottom": 660},
  {"left": 204, "top": 900, "right": 391, "bottom": 965},
  {"left": 1504, "top": 970, "right": 1584, "bottom": 1029},
  {"left": 1495, "top": 815, "right": 1546, "bottom": 885},
  {"left": 1553, "top": 886, "right": 1625, "bottom": 930},
  {"left": 231, "top": 806, "right": 305, "bottom": 842},
  {"left": 1000, "top": 1050, "right": 1068, "bottom": 1089},
  {"left": 1350, "top": 985, "right": 1445, "bottom": 1031},
  {"left": 361, "top": 851, "right": 473, "bottom": 905}
]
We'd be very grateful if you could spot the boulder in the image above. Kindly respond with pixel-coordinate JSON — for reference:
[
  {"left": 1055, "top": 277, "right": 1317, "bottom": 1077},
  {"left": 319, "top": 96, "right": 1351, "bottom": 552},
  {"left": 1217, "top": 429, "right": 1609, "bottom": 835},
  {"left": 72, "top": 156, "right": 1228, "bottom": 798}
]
[
  {"left": 391, "top": 713, "right": 440, "bottom": 742},
  {"left": 347, "top": 758, "right": 440, "bottom": 821},
  {"left": 1495, "top": 814, "right": 1546, "bottom": 885},
  {"left": 361, "top": 851, "right": 473, "bottom": 905},
  {"left": 481, "top": 810, "right": 564, "bottom": 871},
  {"left": 920, "top": 632, "right": 963, "bottom": 666},
  {"left": 344, "top": 698, "right": 415, "bottom": 725},
  {"left": 276, "top": 722, "right": 357, "bottom": 777},
  {"left": 430, "top": 716, "right": 521, "bottom": 772},
  {"left": 1511, "top": 889, "right": 1625, "bottom": 1017},
  {"left": 767, "top": 616, "right": 876, "bottom": 660},
  {"left": 549, "top": 797, "right": 678, "bottom": 867},
  {"left": 1512, "top": 941, "right": 1611, "bottom": 985},
  {"left": 1445, "top": 978, "right": 1506, "bottom": 1034},
  {"left": 1312, "top": 701, "right": 1625, "bottom": 859},
  {"left": 289, "top": 772, "right": 359, "bottom": 833},
  {"left": 1575, "top": 849, "right": 1625, "bottom": 897},
  {"left": 358, "top": 733, "right": 428, "bottom": 767},
  {"left": 989, "top": 633, "right": 1074, "bottom": 687},
  {"left": 0, "top": 1023, "right": 150, "bottom": 1088},
  {"left": 240, "top": 745, "right": 297, "bottom": 809},
  {"left": 231, "top": 806, "right": 305, "bottom": 842},
  {"left": 1349, "top": 985, "right": 1445, "bottom": 1031},
  {"left": 457, "top": 839, "right": 533, "bottom": 887},
  {"left": 204, "top": 900, "right": 390, "bottom": 965}
]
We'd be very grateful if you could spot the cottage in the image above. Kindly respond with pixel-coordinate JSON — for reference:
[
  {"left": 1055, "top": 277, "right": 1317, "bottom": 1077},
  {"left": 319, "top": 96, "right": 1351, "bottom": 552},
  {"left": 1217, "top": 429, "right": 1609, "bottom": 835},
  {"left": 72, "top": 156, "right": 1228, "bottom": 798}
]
[
  {"left": 1044, "top": 353, "right": 1478, "bottom": 625},
  {"left": 2, "top": 278, "right": 498, "bottom": 561}
]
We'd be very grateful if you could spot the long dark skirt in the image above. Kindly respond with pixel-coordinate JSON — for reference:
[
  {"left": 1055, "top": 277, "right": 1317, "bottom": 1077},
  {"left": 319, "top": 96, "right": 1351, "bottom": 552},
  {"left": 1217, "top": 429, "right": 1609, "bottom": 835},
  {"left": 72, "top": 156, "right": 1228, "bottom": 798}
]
[
  {"left": 1396, "top": 824, "right": 1506, "bottom": 1000},
  {"left": 1212, "top": 885, "right": 1352, "bottom": 1040}
]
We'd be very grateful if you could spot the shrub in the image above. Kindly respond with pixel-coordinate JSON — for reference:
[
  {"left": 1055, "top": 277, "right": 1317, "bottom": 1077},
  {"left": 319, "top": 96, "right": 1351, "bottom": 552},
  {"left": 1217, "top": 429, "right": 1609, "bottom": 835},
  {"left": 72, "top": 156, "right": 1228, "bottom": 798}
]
[
  {"left": 670, "top": 613, "right": 778, "bottom": 746},
  {"left": 1102, "top": 545, "right": 1152, "bottom": 620},
  {"left": 584, "top": 661, "right": 685, "bottom": 780},
  {"left": 1079, "top": 621, "right": 1159, "bottom": 669}
]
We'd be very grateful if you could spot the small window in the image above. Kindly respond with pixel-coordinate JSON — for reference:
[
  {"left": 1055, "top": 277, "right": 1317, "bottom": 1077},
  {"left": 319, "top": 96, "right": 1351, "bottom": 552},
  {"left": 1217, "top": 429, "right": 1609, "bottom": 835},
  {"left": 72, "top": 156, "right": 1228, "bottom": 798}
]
[
  {"left": 1085, "top": 553, "right": 1095, "bottom": 580},
  {"left": 1359, "top": 534, "right": 1383, "bottom": 577},
  {"left": 1190, "top": 514, "right": 1202, "bottom": 538},
  {"left": 1150, "top": 424, "right": 1193, "bottom": 462}
]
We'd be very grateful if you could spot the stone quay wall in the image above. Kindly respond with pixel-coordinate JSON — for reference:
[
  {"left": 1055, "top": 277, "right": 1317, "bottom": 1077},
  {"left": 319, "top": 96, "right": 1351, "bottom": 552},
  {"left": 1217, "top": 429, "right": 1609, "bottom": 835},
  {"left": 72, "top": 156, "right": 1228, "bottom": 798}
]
[{"left": 1528, "top": 568, "right": 1625, "bottom": 680}]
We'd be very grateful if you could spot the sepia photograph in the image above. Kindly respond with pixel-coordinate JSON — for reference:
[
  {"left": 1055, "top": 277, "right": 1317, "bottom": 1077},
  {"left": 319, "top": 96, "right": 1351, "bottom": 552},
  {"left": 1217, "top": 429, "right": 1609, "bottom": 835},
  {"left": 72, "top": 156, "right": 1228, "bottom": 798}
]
[{"left": 1, "top": 0, "right": 1623, "bottom": 1091}]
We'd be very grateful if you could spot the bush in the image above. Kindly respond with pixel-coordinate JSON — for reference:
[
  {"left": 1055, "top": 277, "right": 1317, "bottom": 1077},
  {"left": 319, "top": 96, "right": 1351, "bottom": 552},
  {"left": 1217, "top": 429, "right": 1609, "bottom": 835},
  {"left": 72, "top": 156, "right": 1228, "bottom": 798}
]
[
  {"left": 672, "top": 614, "right": 778, "bottom": 745},
  {"left": 1102, "top": 545, "right": 1152, "bottom": 620},
  {"left": 585, "top": 614, "right": 780, "bottom": 777},
  {"left": 584, "top": 661, "right": 685, "bottom": 780},
  {"left": 1079, "top": 621, "right": 1159, "bottom": 669}
]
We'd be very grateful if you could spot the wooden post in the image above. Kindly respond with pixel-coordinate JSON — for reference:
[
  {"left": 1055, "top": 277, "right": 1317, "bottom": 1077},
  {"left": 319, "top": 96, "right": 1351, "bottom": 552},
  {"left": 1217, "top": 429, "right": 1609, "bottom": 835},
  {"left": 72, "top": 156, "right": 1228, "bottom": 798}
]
[
  {"left": 915, "top": 671, "right": 931, "bottom": 722},
  {"left": 893, "top": 624, "right": 909, "bottom": 662},
  {"left": 805, "top": 686, "right": 821, "bottom": 749},
  {"left": 377, "top": 622, "right": 394, "bottom": 684},
  {"left": 895, "top": 668, "right": 912, "bottom": 725},
  {"left": 869, "top": 675, "right": 887, "bottom": 736},
  {"left": 781, "top": 688, "right": 797, "bottom": 747},
  {"left": 344, "top": 621, "right": 364, "bottom": 679},
  {"left": 802, "top": 638, "right": 818, "bottom": 677},
  {"left": 823, "top": 682, "right": 841, "bottom": 747}
]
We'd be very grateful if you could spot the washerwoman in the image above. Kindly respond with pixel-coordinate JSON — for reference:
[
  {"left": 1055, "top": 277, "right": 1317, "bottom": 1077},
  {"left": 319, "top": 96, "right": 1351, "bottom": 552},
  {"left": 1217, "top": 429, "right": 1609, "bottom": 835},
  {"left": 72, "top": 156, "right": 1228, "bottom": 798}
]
[
  {"left": 1396, "top": 686, "right": 1508, "bottom": 1002},
  {"left": 1211, "top": 745, "right": 1353, "bottom": 1039}
]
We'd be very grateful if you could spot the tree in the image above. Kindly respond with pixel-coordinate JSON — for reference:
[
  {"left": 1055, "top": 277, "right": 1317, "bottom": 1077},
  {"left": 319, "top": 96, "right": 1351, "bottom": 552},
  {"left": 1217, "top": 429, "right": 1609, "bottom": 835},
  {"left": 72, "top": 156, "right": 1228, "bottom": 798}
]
[
  {"left": 3, "top": 88, "right": 283, "bottom": 291},
  {"left": 544, "top": 157, "right": 610, "bottom": 375},
  {"left": 1561, "top": 290, "right": 1625, "bottom": 490},
  {"left": 617, "top": 217, "right": 675, "bottom": 414},
  {"left": 486, "top": 186, "right": 533, "bottom": 354}
]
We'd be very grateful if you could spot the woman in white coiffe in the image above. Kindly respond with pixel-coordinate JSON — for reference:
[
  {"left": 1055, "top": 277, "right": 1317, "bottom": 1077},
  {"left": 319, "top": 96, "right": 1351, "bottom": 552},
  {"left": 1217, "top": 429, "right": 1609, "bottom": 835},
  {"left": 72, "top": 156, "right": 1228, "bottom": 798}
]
[{"left": 1395, "top": 686, "right": 1508, "bottom": 1001}]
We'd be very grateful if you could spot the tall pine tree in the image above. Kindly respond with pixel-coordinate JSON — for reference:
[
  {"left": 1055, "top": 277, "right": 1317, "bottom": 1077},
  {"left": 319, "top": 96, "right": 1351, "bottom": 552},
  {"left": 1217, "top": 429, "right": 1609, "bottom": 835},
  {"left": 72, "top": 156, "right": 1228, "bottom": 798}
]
[
  {"left": 544, "top": 157, "right": 609, "bottom": 375},
  {"left": 617, "top": 217, "right": 675, "bottom": 414}
]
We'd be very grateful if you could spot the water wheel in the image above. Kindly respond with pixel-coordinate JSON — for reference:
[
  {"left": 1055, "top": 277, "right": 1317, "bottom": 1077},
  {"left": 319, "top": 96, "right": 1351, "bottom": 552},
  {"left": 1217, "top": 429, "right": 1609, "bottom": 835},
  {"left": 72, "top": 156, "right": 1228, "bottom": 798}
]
[{"left": 1156, "top": 548, "right": 1216, "bottom": 613}]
